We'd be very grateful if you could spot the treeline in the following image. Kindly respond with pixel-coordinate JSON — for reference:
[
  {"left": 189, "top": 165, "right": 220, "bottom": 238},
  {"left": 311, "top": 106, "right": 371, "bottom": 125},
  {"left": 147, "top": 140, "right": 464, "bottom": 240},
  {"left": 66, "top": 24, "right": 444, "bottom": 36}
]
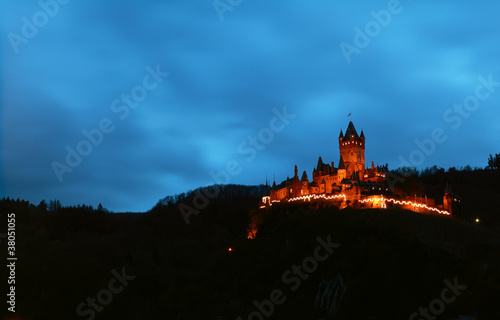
[
  {"left": 0, "top": 197, "right": 108, "bottom": 215},
  {"left": 390, "top": 164, "right": 500, "bottom": 192},
  {"left": 391, "top": 164, "right": 500, "bottom": 187},
  {"left": 151, "top": 184, "right": 271, "bottom": 211},
  {"left": 393, "top": 164, "right": 486, "bottom": 178},
  {"left": 393, "top": 152, "right": 500, "bottom": 179},
  {"left": 0, "top": 197, "right": 135, "bottom": 241}
]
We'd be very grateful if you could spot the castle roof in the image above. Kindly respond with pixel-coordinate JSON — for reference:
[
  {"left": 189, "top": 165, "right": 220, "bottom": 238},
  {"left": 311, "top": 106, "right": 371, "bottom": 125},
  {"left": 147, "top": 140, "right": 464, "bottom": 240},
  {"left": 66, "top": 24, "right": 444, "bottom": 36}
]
[
  {"left": 338, "top": 155, "right": 345, "bottom": 169},
  {"left": 317, "top": 156, "right": 324, "bottom": 171},
  {"left": 343, "top": 121, "right": 359, "bottom": 140},
  {"left": 301, "top": 171, "right": 308, "bottom": 182},
  {"left": 276, "top": 177, "right": 293, "bottom": 189},
  {"left": 360, "top": 130, "right": 364, "bottom": 138},
  {"left": 339, "top": 129, "right": 343, "bottom": 138}
]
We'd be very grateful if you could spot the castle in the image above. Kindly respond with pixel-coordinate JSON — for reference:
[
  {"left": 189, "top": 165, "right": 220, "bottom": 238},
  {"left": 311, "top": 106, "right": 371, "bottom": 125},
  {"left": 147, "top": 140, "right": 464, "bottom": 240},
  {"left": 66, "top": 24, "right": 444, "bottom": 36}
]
[
  {"left": 264, "top": 121, "right": 386, "bottom": 204},
  {"left": 260, "top": 120, "right": 457, "bottom": 216}
]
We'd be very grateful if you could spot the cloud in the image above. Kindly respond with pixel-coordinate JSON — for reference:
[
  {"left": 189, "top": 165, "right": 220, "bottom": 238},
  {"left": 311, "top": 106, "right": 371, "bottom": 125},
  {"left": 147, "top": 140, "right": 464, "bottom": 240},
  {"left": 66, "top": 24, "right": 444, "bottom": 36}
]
[{"left": 2, "top": 0, "right": 500, "bottom": 211}]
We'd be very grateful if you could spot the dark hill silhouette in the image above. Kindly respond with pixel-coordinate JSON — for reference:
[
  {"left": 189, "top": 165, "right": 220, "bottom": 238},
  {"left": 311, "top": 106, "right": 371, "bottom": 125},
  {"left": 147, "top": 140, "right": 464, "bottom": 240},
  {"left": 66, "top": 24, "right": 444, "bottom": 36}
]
[{"left": 0, "top": 167, "right": 499, "bottom": 319}]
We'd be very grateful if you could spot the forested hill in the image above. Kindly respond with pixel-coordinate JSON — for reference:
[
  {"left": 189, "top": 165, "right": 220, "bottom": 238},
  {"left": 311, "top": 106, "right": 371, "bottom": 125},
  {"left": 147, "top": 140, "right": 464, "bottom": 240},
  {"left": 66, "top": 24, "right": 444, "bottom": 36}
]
[
  {"left": 152, "top": 184, "right": 271, "bottom": 209},
  {"left": 0, "top": 168, "right": 499, "bottom": 318}
]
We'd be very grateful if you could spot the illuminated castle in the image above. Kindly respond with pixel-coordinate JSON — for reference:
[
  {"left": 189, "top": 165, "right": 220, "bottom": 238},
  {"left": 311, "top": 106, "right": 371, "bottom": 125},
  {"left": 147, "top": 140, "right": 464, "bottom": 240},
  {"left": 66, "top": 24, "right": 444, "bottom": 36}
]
[
  {"left": 260, "top": 120, "right": 454, "bottom": 216},
  {"left": 265, "top": 121, "right": 386, "bottom": 203}
]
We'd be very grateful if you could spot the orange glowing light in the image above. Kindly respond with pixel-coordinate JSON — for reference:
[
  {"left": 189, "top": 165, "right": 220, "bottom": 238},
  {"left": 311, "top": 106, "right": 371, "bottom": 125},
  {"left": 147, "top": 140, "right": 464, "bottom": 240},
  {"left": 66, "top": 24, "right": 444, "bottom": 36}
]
[
  {"left": 359, "top": 196, "right": 449, "bottom": 215},
  {"left": 287, "top": 193, "right": 347, "bottom": 203},
  {"left": 284, "top": 194, "right": 450, "bottom": 215},
  {"left": 228, "top": 247, "right": 232, "bottom": 252}
]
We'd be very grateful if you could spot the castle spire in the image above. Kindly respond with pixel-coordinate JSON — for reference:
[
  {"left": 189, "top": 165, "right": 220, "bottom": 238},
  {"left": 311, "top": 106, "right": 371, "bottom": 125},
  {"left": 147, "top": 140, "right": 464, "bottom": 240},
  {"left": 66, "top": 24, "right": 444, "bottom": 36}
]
[
  {"left": 344, "top": 121, "right": 359, "bottom": 140},
  {"left": 294, "top": 165, "right": 298, "bottom": 177},
  {"left": 339, "top": 129, "right": 343, "bottom": 138},
  {"left": 301, "top": 170, "right": 308, "bottom": 182},
  {"left": 338, "top": 155, "right": 345, "bottom": 169},
  {"left": 316, "top": 156, "right": 324, "bottom": 171}
]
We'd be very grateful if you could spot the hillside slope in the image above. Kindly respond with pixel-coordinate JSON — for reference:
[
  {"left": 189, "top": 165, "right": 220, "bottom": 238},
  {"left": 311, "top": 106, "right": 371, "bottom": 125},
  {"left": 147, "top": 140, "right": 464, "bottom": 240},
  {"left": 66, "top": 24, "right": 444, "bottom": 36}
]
[{"left": 185, "top": 204, "right": 500, "bottom": 319}]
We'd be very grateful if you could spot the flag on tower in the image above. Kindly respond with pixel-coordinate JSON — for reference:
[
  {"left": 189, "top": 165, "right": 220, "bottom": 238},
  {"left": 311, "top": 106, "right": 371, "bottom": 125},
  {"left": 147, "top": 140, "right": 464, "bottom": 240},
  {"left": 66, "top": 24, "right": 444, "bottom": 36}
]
[{"left": 347, "top": 113, "right": 351, "bottom": 117}]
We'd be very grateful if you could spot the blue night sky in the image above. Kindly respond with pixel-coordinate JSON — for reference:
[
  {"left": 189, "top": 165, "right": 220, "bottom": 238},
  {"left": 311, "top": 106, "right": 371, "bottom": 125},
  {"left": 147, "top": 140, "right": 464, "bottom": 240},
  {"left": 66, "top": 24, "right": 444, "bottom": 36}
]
[{"left": 1, "top": 1, "right": 500, "bottom": 212}]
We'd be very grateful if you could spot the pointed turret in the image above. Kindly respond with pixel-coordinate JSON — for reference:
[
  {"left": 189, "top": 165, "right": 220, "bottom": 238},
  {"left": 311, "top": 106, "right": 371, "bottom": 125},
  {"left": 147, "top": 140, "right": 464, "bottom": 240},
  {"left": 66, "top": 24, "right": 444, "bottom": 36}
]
[
  {"left": 289, "top": 165, "right": 303, "bottom": 198},
  {"left": 339, "top": 129, "right": 344, "bottom": 138},
  {"left": 360, "top": 130, "right": 364, "bottom": 138},
  {"left": 316, "top": 156, "right": 324, "bottom": 171},
  {"left": 344, "top": 121, "right": 359, "bottom": 140},
  {"left": 338, "top": 155, "right": 345, "bottom": 169},
  {"left": 301, "top": 171, "right": 308, "bottom": 182}
]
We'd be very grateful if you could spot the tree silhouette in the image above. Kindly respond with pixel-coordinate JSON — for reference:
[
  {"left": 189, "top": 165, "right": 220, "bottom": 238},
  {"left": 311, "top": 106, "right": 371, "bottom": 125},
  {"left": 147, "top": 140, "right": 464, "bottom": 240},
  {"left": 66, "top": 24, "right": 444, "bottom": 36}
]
[
  {"left": 48, "top": 199, "right": 62, "bottom": 212},
  {"left": 487, "top": 153, "right": 500, "bottom": 170},
  {"left": 37, "top": 200, "right": 48, "bottom": 213}
]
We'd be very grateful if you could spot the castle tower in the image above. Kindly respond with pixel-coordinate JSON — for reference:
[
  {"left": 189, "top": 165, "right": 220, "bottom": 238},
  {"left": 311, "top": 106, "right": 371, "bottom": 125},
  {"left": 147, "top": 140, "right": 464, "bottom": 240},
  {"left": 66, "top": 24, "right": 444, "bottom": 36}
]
[
  {"left": 290, "top": 165, "right": 303, "bottom": 198},
  {"left": 339, "top": 121, "right": 365, "bottom": 178}
]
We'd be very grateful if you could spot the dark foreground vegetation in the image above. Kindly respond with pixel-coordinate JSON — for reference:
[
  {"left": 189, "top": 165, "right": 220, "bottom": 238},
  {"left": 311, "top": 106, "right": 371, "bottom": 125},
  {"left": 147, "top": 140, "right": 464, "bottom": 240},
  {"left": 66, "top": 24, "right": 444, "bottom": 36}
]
[{"left": 0, "top": 168, "right": 499, "bottom": 319}]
